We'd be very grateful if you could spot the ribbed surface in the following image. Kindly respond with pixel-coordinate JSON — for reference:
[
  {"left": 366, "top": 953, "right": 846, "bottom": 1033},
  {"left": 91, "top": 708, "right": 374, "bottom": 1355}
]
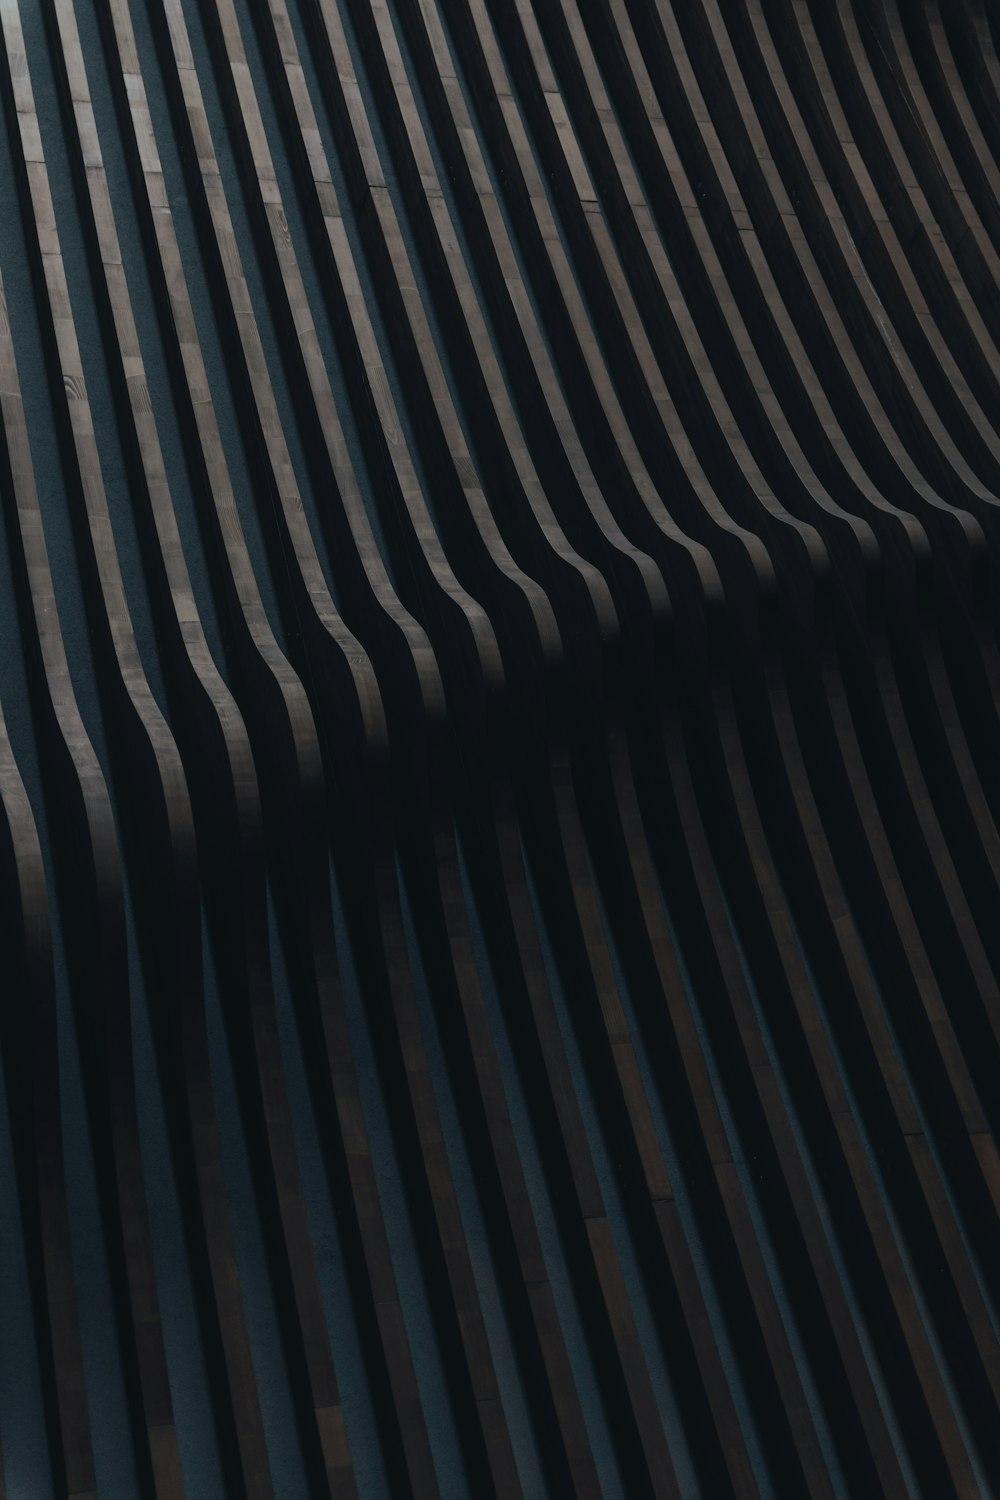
[{"left": 1, "top": 0, "right": 999, "bottom": 1495}]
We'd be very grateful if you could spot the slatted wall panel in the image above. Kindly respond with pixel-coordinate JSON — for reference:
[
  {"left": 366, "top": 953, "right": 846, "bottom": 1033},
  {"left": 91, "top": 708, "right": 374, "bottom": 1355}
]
[{"left": 0, "top": 0, "right": 999, "bottom": 1494}]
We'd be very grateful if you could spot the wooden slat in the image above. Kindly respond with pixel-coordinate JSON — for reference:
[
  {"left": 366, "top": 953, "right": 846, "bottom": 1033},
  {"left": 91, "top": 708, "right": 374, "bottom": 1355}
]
[{"left": 0, "top": 0, "right": 997, "bottom": 1493}]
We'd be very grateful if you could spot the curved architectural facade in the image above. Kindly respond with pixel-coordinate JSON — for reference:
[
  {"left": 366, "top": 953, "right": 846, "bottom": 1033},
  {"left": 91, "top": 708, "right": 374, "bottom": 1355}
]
[{"left": 0, "top": 0, "right": 998, "bottom": 1494}]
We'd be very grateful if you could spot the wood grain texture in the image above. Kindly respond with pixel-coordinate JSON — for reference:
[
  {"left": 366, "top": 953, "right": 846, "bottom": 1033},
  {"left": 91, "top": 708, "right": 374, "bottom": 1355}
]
[{"left": 0, "top": 0, "right": 997, "bottom": 1494}]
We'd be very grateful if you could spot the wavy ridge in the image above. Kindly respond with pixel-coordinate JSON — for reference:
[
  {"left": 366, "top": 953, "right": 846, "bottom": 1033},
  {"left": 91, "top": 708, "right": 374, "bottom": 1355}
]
[{"left": 0, "top": 0, "right": 998, "bottom": 1495}]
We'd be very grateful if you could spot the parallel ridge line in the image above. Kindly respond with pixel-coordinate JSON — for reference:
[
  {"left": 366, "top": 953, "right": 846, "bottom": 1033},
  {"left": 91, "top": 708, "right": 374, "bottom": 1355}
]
[{"left": 0, "top": 0, "right": 997, "bottom": 1496}]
